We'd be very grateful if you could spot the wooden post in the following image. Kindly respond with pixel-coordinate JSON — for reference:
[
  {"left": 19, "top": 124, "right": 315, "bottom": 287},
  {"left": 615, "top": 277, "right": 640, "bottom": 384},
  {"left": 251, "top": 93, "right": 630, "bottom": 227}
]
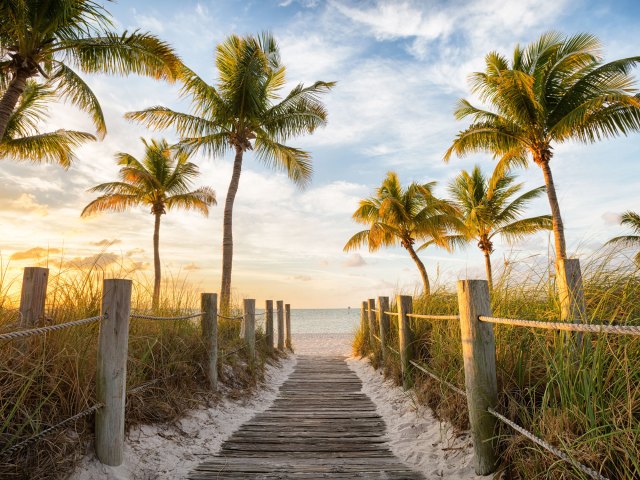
[
  {"left": 367, "top": 298, "right": 376, "bottom": 347},
  {"left": 360, "top": 301, "right": 369, "bottom": 351},
  {"left": 556, "top": 258, "right": 586, "bottom": 347},
  {"left": 95, "top": 279, "right": 132, "bottom": 466},
  {"left": 19, "top": 267, "right": 49, "bottom": 328},
  {"left": 265, "top": 300, "right": 274, "bottom": 352},
  {"left": 276, "top": 300, "right": 284, "bottom": 350},
  {"left": 243, "top": 299, "right": 256, "bottom": 361},
  {"left": 377, "top": 296, "right": 390, "bottom": 363},
  {"left": 457, "top": 279, "right": 498, "bottom": 475},
  {"left": 285, "top": 303, "right": 292, "bottom": 350},
  {"left": 396, "top": 295, "right": 414, "bottom": 390},
  {"left": 201, "top": 293, "right": 218, "bottom": 391}
]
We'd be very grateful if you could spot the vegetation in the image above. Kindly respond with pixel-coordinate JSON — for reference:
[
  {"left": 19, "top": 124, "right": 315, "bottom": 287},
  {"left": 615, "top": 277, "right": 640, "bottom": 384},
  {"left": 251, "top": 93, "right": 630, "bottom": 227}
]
[
  {"left": 81, "top": 138, "right": 216, "bottom": 309},
  {"left": 354, "top": 247, "right": 640, "bottom": 479},
  {"left": 0, "top": 0, "right": 182, "bottom": 141},
  {"left": 125, "top": 32, "right": 334, "bottom": 312},
  {"left": 0, "top": 81, "right": 94, "bottom": 166},
  {"left": 0, "top": 258, "right": 282, "bottom": 480},
  {"left": 443, "top": 165, "right": 552, "bottom": 289},
  {"left": 606, "top": 211, "right": 640, "bottom": 263},
  {"left": 445, "top": 32, "right": 640, "bottom": 260},
  {"left": 344, "top": 171, "right": 455, "bottom": 295}
]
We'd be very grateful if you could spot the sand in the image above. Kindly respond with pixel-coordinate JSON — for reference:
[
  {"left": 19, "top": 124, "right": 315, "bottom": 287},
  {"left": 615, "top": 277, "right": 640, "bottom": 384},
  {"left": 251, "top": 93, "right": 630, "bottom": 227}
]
[{"left": 70, "top": 333, "right": 480, "bottom": 479}]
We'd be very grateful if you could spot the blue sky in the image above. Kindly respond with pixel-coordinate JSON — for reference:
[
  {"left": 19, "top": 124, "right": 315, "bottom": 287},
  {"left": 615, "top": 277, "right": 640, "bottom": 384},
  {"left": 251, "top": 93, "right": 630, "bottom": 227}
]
[{"left": 1, "top": 0, "right": 639, "bottom": 307}]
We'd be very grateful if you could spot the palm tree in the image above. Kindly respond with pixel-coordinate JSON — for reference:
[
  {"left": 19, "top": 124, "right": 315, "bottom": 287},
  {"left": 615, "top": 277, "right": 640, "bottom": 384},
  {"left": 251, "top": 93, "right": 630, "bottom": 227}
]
[
  {"left": 1, "top": 80, "right": 94, "bottom": 166},
  {"left": 442, "top": 165, "right": 552, "bottom": 289},
  {"left": 0, "top": 0, "right": 182, "bottom": 140},
  {"left": 606, "top": 211, "right": 640, "bottom": 263},
  {"left": 344, "top": 172, "right": 454, "bottom": 295},
  {"left": 81, "top": 138, "right": 216, "bottom": 309},
  {"left": 444, "top": 32, "right": 640, "bottom": 260},
  {"left": 126, "top": 32, "right": 334, "bottom": 312}
]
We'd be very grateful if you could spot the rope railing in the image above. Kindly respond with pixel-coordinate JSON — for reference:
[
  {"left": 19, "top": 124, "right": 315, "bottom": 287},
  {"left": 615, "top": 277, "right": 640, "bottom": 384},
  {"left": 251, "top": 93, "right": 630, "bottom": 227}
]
[
  {"left": 0, "top": 315, "right": 104, "bottom": 342},
  {"left": 479, "top": 316, "right": 640, "bottom": 336},
  {"left": 407, "top": 313, "right": 459, "bottom": 321},
  {"left": 130, "top": 312, "right": 205, "bottom": 321},
  {"left": 217, "top": 313, "right": 244, "bottom": 321},
  {"left": 0, "top": 402, "right": 104, "bottom": 457},
  {"left": 409, "top": 360, "right": 466, "bottom": 397},
  {"left": 384, "top": 311, "right": 400, "bottom": 316},
  {"left": 487, "top": 407, "right": 609, "bottom": 480}
]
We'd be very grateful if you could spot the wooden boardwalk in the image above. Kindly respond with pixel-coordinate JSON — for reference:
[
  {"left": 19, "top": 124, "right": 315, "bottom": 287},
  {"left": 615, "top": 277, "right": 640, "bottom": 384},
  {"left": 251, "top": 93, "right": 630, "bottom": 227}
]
[{"left": 189, "top": 355, "right": 424, "bottom": 479}]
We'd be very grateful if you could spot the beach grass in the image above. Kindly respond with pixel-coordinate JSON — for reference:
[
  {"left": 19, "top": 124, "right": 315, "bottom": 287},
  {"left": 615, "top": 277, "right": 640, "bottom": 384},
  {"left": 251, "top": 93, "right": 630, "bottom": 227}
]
[
  {"left": 354, "top": 247, "right": 640, "bottom": 479},
  {"left": 0, "top": 259, "right": 280, "bottom": 480}
]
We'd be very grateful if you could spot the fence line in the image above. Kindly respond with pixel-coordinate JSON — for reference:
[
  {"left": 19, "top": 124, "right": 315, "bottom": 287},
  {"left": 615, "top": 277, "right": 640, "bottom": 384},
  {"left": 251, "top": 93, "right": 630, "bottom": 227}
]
[
  {"left": 130, "top": 312, "right": 205, "bottom": 321},
  {"left": 0, "top": 315, "right": 104, "bottom": 341},
  {"left": 479, "top": 315, "right": 640, "bottom": 335},
  {"left": 408, "top": 360, "right": 465, "bottom": 397},
  {"left": 407, "top": 313, "right": 459, "bottom": 321}
]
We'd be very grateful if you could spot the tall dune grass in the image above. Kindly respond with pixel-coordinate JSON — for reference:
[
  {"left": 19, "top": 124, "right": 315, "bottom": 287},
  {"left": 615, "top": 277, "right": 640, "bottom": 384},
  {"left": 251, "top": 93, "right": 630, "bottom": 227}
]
[
  {"left": 0, "top": 258, "right": 280, "bottom": 479},
  {"left": 354, "top": 247, "right": 640, "bottom": 479}
]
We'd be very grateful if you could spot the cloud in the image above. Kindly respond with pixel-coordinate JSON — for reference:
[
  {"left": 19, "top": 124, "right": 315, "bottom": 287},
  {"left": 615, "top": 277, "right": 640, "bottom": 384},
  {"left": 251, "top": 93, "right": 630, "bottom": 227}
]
[
  {"left": 343, "top": 253, "right": 366, "bottom": 267},
  {"left": 10, "top": 247, "right": 61, "bottom": 261},
  {"left": 293, "top": 274, "right": 313, "bottom": 282},
  {"left": 9, "top": 193, "right": 48, "bottom": 217},
  {"left": 63, "top": 253, "right": 120, "bottom": 269},
  {"left": 90, "top": 238, "right": 122, "bottom": 247},
  {"left": 184, "top": 262, "right": 200, "bottom": 271},
  {"left": 602, "top": 212, "right": 621, "bottom": 226},
  {"left": 126, "top": 248, "right": 145, "bottom": 257}
]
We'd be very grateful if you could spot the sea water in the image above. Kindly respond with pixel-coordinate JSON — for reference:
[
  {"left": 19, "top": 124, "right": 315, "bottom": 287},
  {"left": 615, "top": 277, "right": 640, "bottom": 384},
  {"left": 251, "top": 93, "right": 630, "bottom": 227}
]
[{"left": 256, "top": 308, "right": 360, "bottom": 334}]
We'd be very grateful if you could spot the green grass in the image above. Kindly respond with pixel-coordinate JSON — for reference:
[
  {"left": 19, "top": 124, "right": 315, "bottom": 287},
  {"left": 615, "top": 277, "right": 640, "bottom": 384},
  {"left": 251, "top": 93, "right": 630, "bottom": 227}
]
[
  {"left": 0, "top": 259, "right": 282, "bottom": 479},
  {"left": 354, "top": 247, "right": 640, "bottom": 479}
]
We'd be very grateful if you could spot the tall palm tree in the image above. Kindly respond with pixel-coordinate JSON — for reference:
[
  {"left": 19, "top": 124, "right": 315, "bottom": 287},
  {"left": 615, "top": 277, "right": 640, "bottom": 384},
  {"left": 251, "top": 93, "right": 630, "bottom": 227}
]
[
  {"left": 344, "top": 172, "right": 454, "bottom": 295},
  {"left": 0, "top": 0, "right": 182, "bottom": 140},
  {"left": 1, "top": 80, "right": 94, "bottom": 166},
  {"left": 606, "top": 211, "right": 640, "bottom": 263},
  {"left": 441, "top": 165, "right": 552, "bottom": 289},
  {"left": 444, "top": 32, "right": 640, "bottom": 260},
  {"left": 81, "top": 138, "right": 216, "bottom": 309},
  {"left": 126, "top": 32, "right": 334, "bottom": 312}
]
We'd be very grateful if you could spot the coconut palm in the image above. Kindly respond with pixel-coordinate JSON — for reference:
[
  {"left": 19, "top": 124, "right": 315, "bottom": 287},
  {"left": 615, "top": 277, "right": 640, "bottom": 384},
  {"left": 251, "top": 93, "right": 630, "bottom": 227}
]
[
  {"left": 0, "top": 0, "right": 182, "bottom": 140},
  {"left": 344, "top": 172, "right": 454, "bottom": 295},
  {"left": 606, "top": 211, "right": 640, "bottom": 263},
  {"left": 444, "top": 32, "right": 640, "bottom": 260},
  {"left": 440, "top": 165, "right": 552, "bottom": 289},
  {"left": 126, "top": 32, "right": 334, "bottom": 312},
  {"left": 81, "top": 138, "right": 216, "bottom": 309},
  {"left": 1, "top": 80, "right": 94, "bottom": 166}
]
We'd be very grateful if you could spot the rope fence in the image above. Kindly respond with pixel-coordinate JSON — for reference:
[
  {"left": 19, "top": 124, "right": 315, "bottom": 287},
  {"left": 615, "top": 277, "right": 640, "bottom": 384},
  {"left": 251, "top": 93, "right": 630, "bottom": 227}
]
[
  {"left": 130, "top": 312, "right": 205, "bottom": 321},
  {"left": 487, "top": 407, "right": 609, "bottom": 480},
  {"left": 384, "top": 311, "right": 399, "bottom": 316},
  {"left": 407, "top": 313, "right": 459, "bottom": 321},
  {"left": 479, "top": 316, "right": 640, "bottom": 336},
  {"left": 0, "top": 315, "right": 104, "bottom": 342},
  {"left": 409, "top": 360, "right": 466, "bottom": 397}
]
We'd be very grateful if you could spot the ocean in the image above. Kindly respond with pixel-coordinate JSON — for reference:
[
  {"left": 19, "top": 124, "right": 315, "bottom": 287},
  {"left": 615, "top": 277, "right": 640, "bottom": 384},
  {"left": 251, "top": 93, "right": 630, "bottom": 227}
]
[{"left": 256, "top": 308, "right": 360, "bottom": 334}]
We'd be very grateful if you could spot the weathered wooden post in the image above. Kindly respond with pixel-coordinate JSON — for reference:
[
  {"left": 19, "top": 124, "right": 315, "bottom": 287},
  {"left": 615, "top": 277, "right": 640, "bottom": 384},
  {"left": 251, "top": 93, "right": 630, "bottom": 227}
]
[
  {"left": 285, "top": 303, "right": 292, "bottom": 350},
  {"left": 360, "top": 301, "right": 369, "bottom": 351},
  {"left": 201, "top": 293, "right": 218, "bottom": 390},
  {"left": 367, "top": 298, "right": 376, "bottom": 347},
  {"left": 556, "top": 258, "right": 586, "bottom": 348},
  {"left": 457, "top": 279, "right": 498, "bottom": 475},
  {"left": 396, "top": 295, "right": 414, "bottom": 390},
  {"left": 243, "top": 299, "right": 256, "bottom": 360},
  {"left": 265, "top": 300, "right": 274, "bottom": 352},
  {"left": 377, "top": 296, "right": 390, "bottom": 363},
  {"left": 276, "top": 300, "right": 285, "bottom": 350},
  {"left": 19, "top": 267, "right": 49, "bottom": 328},
  {"left": 96, "top": 279, "right": 132, "bottom": 466}
]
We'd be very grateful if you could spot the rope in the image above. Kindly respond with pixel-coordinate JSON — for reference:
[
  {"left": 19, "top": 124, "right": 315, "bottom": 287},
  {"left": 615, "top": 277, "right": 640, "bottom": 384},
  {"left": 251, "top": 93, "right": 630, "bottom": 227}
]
[
  {"left": 479, "top": 316, "right": 640, "bottom": 336},
  {"left": 407, "top": 313, "right": 459, "bottom": 321},
  {"left": 386, "top": 344, "right": 400, "bottom": 355},
  {"left": 130, "top": 312, "right": 205, "bottom": 321},
  {"left": 487, "top": 407, "right": 609, "bottom": 480},
  {"left": 372, "top": 334, "right": 381, "bottom": 343},
  {"left": 409, "top": 360, "right": 466, "bottom": 396},
  {"left": 1, "top": 403, "right": 103, "bottom": 456},
  {"left": 0, "top": 315, "right": 104, "bottom": 342},
  {"left": 384, "top": 311, "right": 400, "bottom": 316},
  {"left": 221, "top": 345, "right": 246, "bottom": 358},
  {"left": 217, "top": 314, "right": 244, "bottom": 321},
  {"left": 369, "top": 309, "right": 379, "bottom": 313}
]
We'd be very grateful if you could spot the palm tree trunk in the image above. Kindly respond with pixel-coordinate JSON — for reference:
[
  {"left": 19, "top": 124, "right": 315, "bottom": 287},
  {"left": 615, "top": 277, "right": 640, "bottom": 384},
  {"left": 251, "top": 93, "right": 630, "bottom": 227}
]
[
  {"left": 483, "top": 249, "right": 493, "bottom": 290},
  {"left": 539, "top": 159, "right": 567, "bottom": 259},
  {"left": 220, "top": 146, "right": 244, "bottom": 313},
  {"left": 0, "top": 69, "right": 31, "bottom": 140},
  {"left": 405, "top": 243, "right": 430, "bottom": 296},
  {"left": 152, "top": 212, "right": 162, "bottom": 310}
]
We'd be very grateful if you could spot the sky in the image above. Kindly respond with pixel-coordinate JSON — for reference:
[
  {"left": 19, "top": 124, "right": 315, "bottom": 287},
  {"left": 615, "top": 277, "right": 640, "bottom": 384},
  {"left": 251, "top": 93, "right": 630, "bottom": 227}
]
[{"left": 1, "top": 0, "right": 639, "bottom": 307}]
